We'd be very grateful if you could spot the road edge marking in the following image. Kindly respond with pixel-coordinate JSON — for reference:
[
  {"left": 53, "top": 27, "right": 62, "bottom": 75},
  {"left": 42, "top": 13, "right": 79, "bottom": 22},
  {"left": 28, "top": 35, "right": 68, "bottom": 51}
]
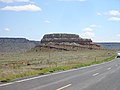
[
  {"left": 107, "top": 67, "right": 111, "bottom": 70},
  {"left": 92, "top": 73, "right": 99, "bottom": 76},
  {"left": 56, "top": 84, "right": 72, "bottom": 90},
  {"left": 0, "top": 82, "right": 14, "bottom": 87}
]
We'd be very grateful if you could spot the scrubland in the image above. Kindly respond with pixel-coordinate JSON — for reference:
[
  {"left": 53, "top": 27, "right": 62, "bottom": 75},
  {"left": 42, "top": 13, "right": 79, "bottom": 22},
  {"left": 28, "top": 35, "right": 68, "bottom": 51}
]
[{"left": 0, "top": 49, "right": 116, "bottom": 82}]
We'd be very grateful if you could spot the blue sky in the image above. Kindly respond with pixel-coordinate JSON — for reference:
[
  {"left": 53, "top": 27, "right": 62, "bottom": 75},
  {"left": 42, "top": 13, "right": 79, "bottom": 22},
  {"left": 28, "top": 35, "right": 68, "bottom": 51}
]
[{"left": 0, "top": 0, "right": 120, "bottom": 42}]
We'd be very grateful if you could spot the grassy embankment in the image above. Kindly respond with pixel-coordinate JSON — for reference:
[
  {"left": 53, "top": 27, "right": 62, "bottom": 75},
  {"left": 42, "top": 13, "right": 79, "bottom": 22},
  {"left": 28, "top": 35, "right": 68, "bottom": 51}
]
[{"left": 0, "top": 49, "right": 116, "bottom": 82}]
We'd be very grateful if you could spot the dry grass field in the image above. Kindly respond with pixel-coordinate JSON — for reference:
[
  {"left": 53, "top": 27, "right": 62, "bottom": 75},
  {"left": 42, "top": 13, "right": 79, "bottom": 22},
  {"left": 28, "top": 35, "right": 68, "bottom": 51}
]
[{"left": 0, "top": 49, "right": 116, "bottom": 82}]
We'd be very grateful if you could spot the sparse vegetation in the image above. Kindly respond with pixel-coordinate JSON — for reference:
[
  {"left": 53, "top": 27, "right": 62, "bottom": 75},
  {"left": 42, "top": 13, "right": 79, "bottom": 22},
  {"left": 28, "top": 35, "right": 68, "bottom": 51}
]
[{"left": 0, "top": 49, "right": 116, "bottom": 82}]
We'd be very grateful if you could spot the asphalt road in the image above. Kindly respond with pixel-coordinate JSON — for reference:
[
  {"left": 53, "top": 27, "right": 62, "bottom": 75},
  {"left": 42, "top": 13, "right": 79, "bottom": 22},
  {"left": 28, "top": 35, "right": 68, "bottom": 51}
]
[{"left": 0, "top": 58, "right": 120, "bottom": 90}]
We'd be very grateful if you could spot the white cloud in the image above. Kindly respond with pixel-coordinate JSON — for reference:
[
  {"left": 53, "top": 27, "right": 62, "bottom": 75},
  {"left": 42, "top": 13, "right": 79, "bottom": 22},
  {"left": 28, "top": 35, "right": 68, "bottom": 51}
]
[
  {"left": 97, "top": 10, "right": 120, "bottom": 22},
  {"left": 97, "top": 12, "right": 102, "bottom": 16},
  {"left": 4, "top": 28, "right": 10, "bottom": 31},
  {"left": 90, "top": 24, "right": 101, "bottom": 28},
  {"left": 108, "top": 10, "right": 120, "bottom": 22},
  {"left": 0, "top": 4, "right": 42, "bottom": 12},
  {"left": 83, "top": 24, "right": 100, "bottom": 31},
  {"left": 44, "top": 20, "right": 51, "bottom": 23},
  {"left": 97, "top": 10, "right": 120, "bottom": 16},
  {"left": 0, "top": 0, "right": 31, "bottom": 3},
  {"left": 117, "top": 34, "right": 120, "bottom": 37},
  {"left": 81, "top": 24, "right": 100, "bottom": 39},
  {"left": 109, "top": 17, "right": 120, "bottom": 21},
  {"left": 83, "top": 27, "right": 93, "bottom": 32},
  {"left": 80, "top": 32, "right": 95, "bottom": 39},
  {"left": 90, "top": 24, "right": 97, "bottom": 28},
  {"left": 109, "top": 10, "right": 120, "bottom": 16}
]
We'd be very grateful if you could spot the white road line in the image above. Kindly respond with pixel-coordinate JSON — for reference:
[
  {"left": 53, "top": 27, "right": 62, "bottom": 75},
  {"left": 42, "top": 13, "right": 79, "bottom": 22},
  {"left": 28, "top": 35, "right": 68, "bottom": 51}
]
[
  {"left": 56, "top": 84, "right": 72, "bottom": 90},
  {"left": 107, "top": 67, "right": 111, "bottom": 70},
  {"left": 92, "top": 73, "right": 99, "bottom": 76},
  {"left": 0, "top": 82, "right": 14, "bottom": 87}
]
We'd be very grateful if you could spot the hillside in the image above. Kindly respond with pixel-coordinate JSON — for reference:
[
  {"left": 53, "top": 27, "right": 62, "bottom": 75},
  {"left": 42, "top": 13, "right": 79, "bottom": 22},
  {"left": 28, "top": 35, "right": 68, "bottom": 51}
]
[
  {"left": 0, "top": 38, "right": 40, "bottom": 52},
  {"left": 97, "top": 42, "right": 120, "bottom": 51}
]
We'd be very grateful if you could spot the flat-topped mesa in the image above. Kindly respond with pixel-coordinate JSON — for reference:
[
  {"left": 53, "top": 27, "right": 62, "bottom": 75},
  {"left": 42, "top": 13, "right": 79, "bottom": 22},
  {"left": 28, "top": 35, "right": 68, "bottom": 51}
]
[
  {"left": 0, "top": 38, "right": 39, "bottom": 52},
  {"left": 41, "top": 33, "right": 92, "bottom": 45},
  {"left": 42, "top": 33, "right": 80, "bottom": 39}
]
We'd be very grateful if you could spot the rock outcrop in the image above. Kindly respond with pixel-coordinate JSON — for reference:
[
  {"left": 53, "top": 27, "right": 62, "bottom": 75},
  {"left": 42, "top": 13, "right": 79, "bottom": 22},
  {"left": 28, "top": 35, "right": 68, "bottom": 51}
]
[
  {"left": 41, "top": 33, "right": 92, "bottom": 45},
  {"left": 34, "top": 33, "right": 101, "bottom": 51}
]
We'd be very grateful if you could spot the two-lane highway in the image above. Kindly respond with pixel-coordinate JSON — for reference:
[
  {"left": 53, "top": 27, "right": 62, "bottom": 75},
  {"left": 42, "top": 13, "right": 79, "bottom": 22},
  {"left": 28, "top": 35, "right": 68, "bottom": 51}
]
[{"left": 0, "top": 58, "right": 120, "bottom": 90}]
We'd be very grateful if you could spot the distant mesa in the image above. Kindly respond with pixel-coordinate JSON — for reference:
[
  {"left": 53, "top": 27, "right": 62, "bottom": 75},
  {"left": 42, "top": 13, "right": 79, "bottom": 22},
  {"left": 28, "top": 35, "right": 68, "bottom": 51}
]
[
  {"left": 0, "top": 38, "right": 39, "bottom": 52},
  {"left": 97, "top": 42, "right": 120, "bottom": 50}
]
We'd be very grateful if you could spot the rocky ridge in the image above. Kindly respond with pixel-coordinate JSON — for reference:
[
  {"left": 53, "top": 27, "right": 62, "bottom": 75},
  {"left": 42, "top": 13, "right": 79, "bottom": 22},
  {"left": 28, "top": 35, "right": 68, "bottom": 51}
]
[
  {"left": 0, "top": 38, "right": 39, "bottom": 52},
  {"left": 34, "top": 33, "right": 101, "bottom": 51},
  {"left": 41, "top": 33, "right": 92, "bottom": 45}
]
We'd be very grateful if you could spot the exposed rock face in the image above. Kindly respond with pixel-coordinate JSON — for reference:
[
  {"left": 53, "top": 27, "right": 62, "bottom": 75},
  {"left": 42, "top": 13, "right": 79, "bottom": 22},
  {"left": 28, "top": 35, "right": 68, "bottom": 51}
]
[
  {"left": 42, "top": 33, "right": 80, "bottom": 39},
  {"left": 0, "top": 38, "right": 40, "bottom": 52},
  {"left": 41, "top": 33, "right": 92, "bottom": 45},
  {"left": 34, "top": 33, "right": 101, "bottom": 51}
]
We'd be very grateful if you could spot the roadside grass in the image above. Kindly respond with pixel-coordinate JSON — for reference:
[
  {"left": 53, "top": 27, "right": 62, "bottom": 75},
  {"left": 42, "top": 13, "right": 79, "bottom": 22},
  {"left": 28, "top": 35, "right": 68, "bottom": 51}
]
[{"left": 0, "top": 49, "right": 116, "bottom": 82}]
